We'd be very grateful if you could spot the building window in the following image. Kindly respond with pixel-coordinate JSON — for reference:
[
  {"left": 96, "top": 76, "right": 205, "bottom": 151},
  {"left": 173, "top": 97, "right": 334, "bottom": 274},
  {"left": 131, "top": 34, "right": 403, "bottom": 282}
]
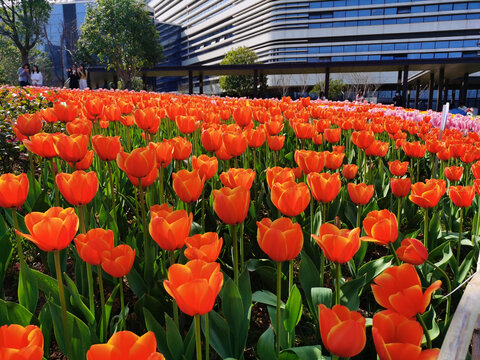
[{"left": 397, "top": 6, "right": 411, "bottom": 14}]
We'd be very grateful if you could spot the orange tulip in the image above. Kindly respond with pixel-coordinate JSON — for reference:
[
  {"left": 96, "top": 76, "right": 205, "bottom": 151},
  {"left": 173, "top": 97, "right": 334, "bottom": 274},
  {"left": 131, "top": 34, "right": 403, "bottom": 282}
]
[
  {"left": 87, "top": 331, "right": 165, "bottom": 360},
  {"left": 402, "top": 141, "right": 426, "bottom": 158},
  {"left": 307, "top": 172, "right": 341, "bottom": 203},
  {"left": 351, "top": 130, "right": 375, "bottom": 149},
  {"left": 172, "top": 169, "right": 205, "bottom": 203},
  {"left": 271, "top": 180, "right": 310, "bottom": 217},
  {"left": 0, "top": 173, "right": 29, "bottom": 208},
  {"left": 324, "top": 151, "right": 345, "bottom": 170},
  {"left": 449, "top": 185, "right": 475, "bottom": 207},
  {"left": 92, "top": 135, "right": 122, "bottom": 162},
  {"left": 54, "top": 134, "right": 89, "bottom": 163},
  {"left": 222, "top": 131, "right": 248, "bottom": 157},
  {"left": 85, "top": 98, "right": 104, "bottom": 119},
  {"left": 233, "top": 106, "right": 252, "bottom": 128},
  {"left": 409, "top": 181, "right": 444, "bottom": 208},
  {"left": 265, "top": 120, "right": 284, "bottom": 136},
  {"left": 294, "top": 150, "right": 324, "bottom": 174},
  {"left": 396, "top": 238, "right": 428, "bottom": 265},
  {"left": 68, "top": 150, "right": 93, "bottom": 171},
  {"left": 293, "top": 122, "right": 315, "bottom": 139},
  {"left": 361, "top": 209, "right": 398, "bottom": 245},
  {"left": 371, "top": 263, "right": 441, "bottom": 318},
  {"left": 348, "top": 183, "right": 374, "bottom": 205},
  {"left": 66, "top": 119, "right": 92, "bottom": 136},
  {"left": 372, "top": 310, "right": 436, "bottom": 360},
  {"left": 201, "top": 127, "right": 222, "bottom": 152},
  {"left": 388, "top": 160, "right": 409, "bottom": 177},
  {"left": 245, "top": 127, "right": 266, "bottom": 148},
  {"left": 127, "top": 166, "right": 158, "bottom": 188},
  {"left": 472, "top": 161, "right": 480, "bottom": 179},
  {"left": 342, "top": 164, "right": 358, "bottom": 180},
  {"left": 365, "top": 140, "right": 389, "bottom": 158},
  {"left": 212, "top": 186, "right": 250, "bottom": 225},
  {"left": 425, "top": 178, "right": 446, "bottom": 196},
  {"left": 0, "top": 324, "right": 43, "bottom": 360},
  {"left": 266, "top": 167, "right": 295, "bottom": 188},
  {"left": 116, "top": 143, "right": 156, "bottom": 179},
  {"left": 134, "top": 108, "right": 160, "bottom": 133},
  {"left": 318, "top": 304, "right": 366, "bottom": 358},
  {"left": 164, "top": 260, "right": 223, "bottom": 316},
  {"left": 168, "top": 137, "right": 192, "bottom": 161},
  {"left": 15, "top": 113, "right": 43, "bottom": 136},
  {"left": 390, "top": 177, "right": 411, "bottom": 198},
  {"left": 257, "top": 217, "right": 303, "bottom": 262},
  {"left": 101, "top": 244, "right": 135, "bottom": 278},
  {"left": 184, "top": 232, "right": 223, "bottom": 262},
  {"left": 220, "top": 168, "right": 255, "bottom": 190},
  {"left": 150, "top": 203, "right": 174, "bottom": 219},
  {"left": 324, "top": 128, "right": 341, "bottom": 143},
  {"left": 192, "top": 155, "right": 218, "bottom": 181},
  {"left": 56, "top": 171, "right": 99, "bottom": 206},
  {"left": 444, "top": 166, "right": 463, "bottom": 182},
  {"left": 23, "top": 133, "right": 57, "bottom": 158},
  {"left": 333, "top": 145, "right": 344, "bottom": 153},
  {"left": 312, "top": 223, "right": 361, "bottom": 263},
  {"left": 52, "top": 102, "right": 78, "bottom": 122},
  {"left": 149, "top": 209, "right": 192, "bottom": 251},
  {"left": 16, "top": 207, "right": 79, "bottom": 252},
  {"left": 176, "top": 115, "right": 200, "bottom": 134},
  {"left": 215, "top": 139, "right": 233, "bottom": 161},
  {"left": 267, "top": 135, "right": 285, "bottom": 151},
  {"left": 155, "top": 141, "right": 174, "bottom": 168},
  {"left": 75, "top": 228, "right": 114, "bottom": 266}
]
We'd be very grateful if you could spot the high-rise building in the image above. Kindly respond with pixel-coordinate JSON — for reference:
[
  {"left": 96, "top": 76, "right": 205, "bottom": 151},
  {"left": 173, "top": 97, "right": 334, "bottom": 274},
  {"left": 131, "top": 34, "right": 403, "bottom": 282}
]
[{"left": 149, "top": 0, "right": 480, "bottom": 107}]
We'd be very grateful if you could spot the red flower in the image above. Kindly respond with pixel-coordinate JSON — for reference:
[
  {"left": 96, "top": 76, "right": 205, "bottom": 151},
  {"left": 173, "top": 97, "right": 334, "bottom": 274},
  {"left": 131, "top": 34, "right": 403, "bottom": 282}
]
[
  {"left": 396, "top": 238, "right": 428, "bottom": 265},
  {"left": 361, "top": 209, "right": 398, "bottom": 245},
  {"left": 390, "top": 178, "right": 411, "bottom": 198}
]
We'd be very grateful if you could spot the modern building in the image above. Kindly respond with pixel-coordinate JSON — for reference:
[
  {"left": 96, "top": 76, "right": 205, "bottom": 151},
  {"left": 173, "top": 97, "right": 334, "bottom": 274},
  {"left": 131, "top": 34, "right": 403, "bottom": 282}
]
[
  {"left": 42, "top": 0, "right": 91, "bottom": 85},
  {"left": 149, "top": 0, "right": 480, "bottom": 108}
]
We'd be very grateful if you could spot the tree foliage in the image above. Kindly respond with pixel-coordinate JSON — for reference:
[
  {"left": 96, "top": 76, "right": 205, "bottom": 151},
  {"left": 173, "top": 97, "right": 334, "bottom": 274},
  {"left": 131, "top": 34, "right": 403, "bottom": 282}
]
[
  {"left": 0, "top": 0, "right": 51, "bottom": 64},
  {"left": 219, "top": 46, "right": 266, "bottom": 97},
  {"left": 310, "top": 79, "right": 348, "bottom": 100},
  {"left": 75, "top": 0, "right": 163, "bottom": 89}
]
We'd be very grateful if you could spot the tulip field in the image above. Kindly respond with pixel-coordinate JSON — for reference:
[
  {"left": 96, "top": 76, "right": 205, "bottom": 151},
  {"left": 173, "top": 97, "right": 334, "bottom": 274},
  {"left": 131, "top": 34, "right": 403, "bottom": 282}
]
[{"left": 2, "top": 85, "right": 480, "bottom": 359}]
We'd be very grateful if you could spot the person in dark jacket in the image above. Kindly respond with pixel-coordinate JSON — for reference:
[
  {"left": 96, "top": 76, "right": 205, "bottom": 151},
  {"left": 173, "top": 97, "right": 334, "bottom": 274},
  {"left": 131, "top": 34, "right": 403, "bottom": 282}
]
[
  {"left": 393, "top": 91, "right": 403, "bottom": 107},
  {"left": 66, "top": 64, "right": 80, "bottom": 89}
]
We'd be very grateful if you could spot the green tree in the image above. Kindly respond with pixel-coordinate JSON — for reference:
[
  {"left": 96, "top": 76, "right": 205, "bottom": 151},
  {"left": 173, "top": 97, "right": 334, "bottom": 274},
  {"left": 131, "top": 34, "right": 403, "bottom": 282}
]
[
  {"left": 0, "top": 0, "right": 51, "bottom": 65},
  {"left": 0, "top": 36, "right": 21, "bottom": 84},
  {"left": 219, "top": 46, "right": 267, "bottom": 97},
  {"left": 310, "top": 79, "right": 348, "bottom": 100},
  {"left": 75, "top": 0, "right": 163, "bottom": 89}
]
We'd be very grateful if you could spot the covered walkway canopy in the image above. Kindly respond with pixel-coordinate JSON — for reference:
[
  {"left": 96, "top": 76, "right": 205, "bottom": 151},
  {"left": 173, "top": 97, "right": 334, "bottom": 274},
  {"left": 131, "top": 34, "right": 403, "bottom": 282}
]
[{"left": 88, "top": 57, "right": 480, "bottom": 111}]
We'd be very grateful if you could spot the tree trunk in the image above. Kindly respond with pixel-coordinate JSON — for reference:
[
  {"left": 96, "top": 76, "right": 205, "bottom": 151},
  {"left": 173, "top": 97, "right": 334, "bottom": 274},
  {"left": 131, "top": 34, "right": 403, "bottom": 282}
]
[{"left": 21, "top": 49, "right": 29, "bottom": 66}]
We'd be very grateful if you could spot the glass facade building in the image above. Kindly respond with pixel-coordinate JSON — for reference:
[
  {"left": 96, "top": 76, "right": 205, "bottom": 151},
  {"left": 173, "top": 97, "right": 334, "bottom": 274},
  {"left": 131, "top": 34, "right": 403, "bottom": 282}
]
[{"left": 149, "top": 0, "right": 480, "bottom": 105}]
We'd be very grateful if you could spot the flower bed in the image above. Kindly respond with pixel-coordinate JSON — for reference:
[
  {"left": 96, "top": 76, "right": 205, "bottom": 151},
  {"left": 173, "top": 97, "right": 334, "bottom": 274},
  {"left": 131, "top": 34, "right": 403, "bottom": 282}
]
[{"left": 1, "top": 86, "right": 480, "bottom": 359}]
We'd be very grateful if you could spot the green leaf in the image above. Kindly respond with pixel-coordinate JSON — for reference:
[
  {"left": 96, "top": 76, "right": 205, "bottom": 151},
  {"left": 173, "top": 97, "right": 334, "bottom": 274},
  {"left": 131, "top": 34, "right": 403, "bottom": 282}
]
[
  {"left": 144, "top": 308, "right": 172, "bottom": 360},
  {"left": 0, "top": 299, "right": 37, "bottom": 326},
  {"left": 421, "top": 307, "right": 440, "bottom": 343},
  {"left": 252, "top": 290, "right": 283, "bottom": 308},
  {"left": 280, "top": 345, "right": 325, "bottom": 360},
  {"left": 311, "top": 287, "right": 332, "bottom": 319},
  {"left": 38, "top": 304, "right": 53, "bottom": 358},
  {"left": 341, "top": 275, "right": 367, "bottom": 310},
  {"left": 283, "top": 285, "right": 303, "bottom": 333},
  {"left": 64, "top": 273, "right": 95, "bottom": 325},
  {"left": 126, "top": 265, "right": 148, "bottom": 298},
  {"left": 18, "top": 261, "right": 39, "bottom": 314},
  {"left": 222, "top": 278, "right": 248, "bottom": 357},
  {"left": 165, "top": 314, "right": 184, "bottom": 360},
  {"left": 257, "top": 327, "right": 275, "bottom": 360},
  {"left": 48, "top": 300, "right": 96, "bottom": 360},
  {"left": 357, "top": 256, "right": 393, "bottom": 284},
  {"left": 299, "top": 251, "right": 321, "bottom": 316},
  {"left": 205, "top": 310, "right": 233, "bottom": 359}
]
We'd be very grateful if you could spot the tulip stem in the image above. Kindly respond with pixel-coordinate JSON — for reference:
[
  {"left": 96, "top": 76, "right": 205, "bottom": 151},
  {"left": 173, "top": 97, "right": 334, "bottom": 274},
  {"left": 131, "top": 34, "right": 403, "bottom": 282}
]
[
  {"left": 50, "top": 159, "right": 60, "bottom": 206},
  {"left": 335, "top": 263, "right": 341, "bottom": 305},
  {"left": 389, "top": 242, "right": 401, "bottom": 266},
  {"left": 139, "top": 180, "right": 153, "bottom": 287},
  {"left": 97, "top": 265, "right": 107, "bottom": 342},
  {"left": 425, "top": 260, "right": 451, "bottom": 325},
  {"left": 119, "top": 277, "right": 125, "bottom": 330},
  {"left": 11, "top": 209, "right": 25, "bottom": 264},
  {"left": 276, "top": 261, "right": 282, "bottom": 358},
  {"left": 29, "top": 152, "right": 38, "bottom": 199},
  {"left": 424, "top": 209, "right": 429, "bottom": 250},
  {"left": 159, "top": 166, "right": 164, "bottom": 203},
  {"left": 205, "top": 312, "right": 210, "bottom": 360},
  {"left": 232, "top": 224, "right": 239, "bottom": 286},
  {"left": 201, "top": 189, "right": 205, "bottom": 232},
  {"left": 107, "top": 161, "right": 117, "bottom": 227},
  {"left": 356, "top": 205, "right": 362, "bottom": 228},
  {"left": 397, "top": 197, "right": 402, "bottom": 232},
  {"left": 416, "top": 158, "right": 420, "bottom": 183},
  {"left": 457, "top": 207, "right": 464, "bottom": 264},
  {"left": 288, "top": 260, "right": 293, "bottom": 295},
  {"left": 195, "top": 314, "right": 203, "bottom": 360},
  {"left": 86, "top": 264, "right": 95, "bottom": 316},
  {"left": 169, "top": 251, "right": 179, "bottom": 328},
  {"left": 239, "top": 222, "right": 245, "bottom": 272},
  {"left": 416, "top": 313, "right": 432, "bottom": 348},
  {"left": 54, "top": 250, "right": 72, "bottom": 358}
]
